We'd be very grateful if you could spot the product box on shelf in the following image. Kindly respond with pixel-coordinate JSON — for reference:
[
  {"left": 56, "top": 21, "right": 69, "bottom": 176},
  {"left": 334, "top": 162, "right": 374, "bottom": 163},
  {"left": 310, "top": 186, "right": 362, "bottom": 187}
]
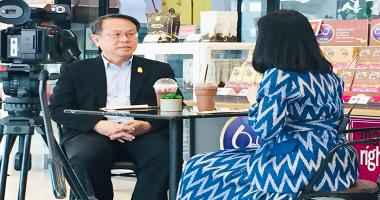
[
  {"left": 241, "top": 67, "right": 257, "bottom": 87},
  {"left": 355, "top": 46, "right": 380, "bottom": 68},
  {"left": 337, "top": 69, "right": 356, "bottom": 92},
  {"left": 200, "top": 11, "right": 238, "bottom": 42},
  {"left": 351, "top": 69, "right": 380, "bottom": 93},
  {"left": 213, "top": 59, "right": 243, "bottom": 87},
  {"left": 316, "top": 20, "right": 368, "bottom": 46},
  {"left": 213, "top": 47, "right": 257, "bottom": 103},
  {"left": 224, "top": 67, "right": 246, "bottom": 92},
  {"left": 216, "top": 66, "right": 261, "bottom": 104},
  {"left": 323, "top": 46, "right": 360, "bottom": 68}
]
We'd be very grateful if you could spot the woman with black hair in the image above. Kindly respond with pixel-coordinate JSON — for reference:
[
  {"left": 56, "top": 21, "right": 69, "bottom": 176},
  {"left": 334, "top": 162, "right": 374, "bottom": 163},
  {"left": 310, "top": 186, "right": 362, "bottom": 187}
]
[{"left": 176, "top": 10, "right": 358, "bottom": 199}]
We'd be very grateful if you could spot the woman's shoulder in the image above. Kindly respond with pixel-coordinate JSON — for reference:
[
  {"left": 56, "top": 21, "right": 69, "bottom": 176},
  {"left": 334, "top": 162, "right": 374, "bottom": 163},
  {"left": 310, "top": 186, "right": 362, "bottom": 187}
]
[
  {"left": 262, "top": 68, "right": 294, "bottom": 82},
  {"left": 263, "top": 67, "right": 298, "bottom": 76},
  {"left": 264, "top": 67, "right": 339, "bottom": 80},
  {"left": 260, "top": 68, "right": 295, "bottom": 90}
]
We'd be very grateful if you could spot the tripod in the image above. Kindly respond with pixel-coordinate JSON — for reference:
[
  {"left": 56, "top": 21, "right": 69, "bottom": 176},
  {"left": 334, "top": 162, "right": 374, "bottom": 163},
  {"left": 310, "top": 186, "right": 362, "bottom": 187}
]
[{"left": 0, "top": 69, "right": 92, "bottom": 200}]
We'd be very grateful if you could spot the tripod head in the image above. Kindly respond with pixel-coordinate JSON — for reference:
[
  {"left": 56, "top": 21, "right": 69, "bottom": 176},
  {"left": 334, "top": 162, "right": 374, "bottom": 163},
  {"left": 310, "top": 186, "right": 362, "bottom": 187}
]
[{"left": 0, "top": 64, "right": 47, "bottom": 117}]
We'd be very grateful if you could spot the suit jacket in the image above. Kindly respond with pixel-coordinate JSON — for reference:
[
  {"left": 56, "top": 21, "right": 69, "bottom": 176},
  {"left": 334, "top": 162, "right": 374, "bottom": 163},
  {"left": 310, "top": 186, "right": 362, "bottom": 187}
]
[{"left": 50, "top": 55, "right": 176, "bottom": 143}]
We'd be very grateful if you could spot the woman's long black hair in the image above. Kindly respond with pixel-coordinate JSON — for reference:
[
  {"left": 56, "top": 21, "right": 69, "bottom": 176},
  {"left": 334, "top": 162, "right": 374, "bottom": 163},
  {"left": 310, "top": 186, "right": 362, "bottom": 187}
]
[{"left": 252, "top": 10, "right": 332, "bottom": 74}]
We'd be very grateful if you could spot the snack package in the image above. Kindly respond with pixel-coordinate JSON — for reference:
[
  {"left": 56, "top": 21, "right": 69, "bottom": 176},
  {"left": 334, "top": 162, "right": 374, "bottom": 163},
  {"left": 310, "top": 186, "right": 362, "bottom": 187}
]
[
  {"left": 323, "top": 46, "right": 360, "bottom": 69},
  {"left": 225, "top": 67, "right": 246, "bottom": 90},
  {"left": 367, "top": 70, "right": 380, "bottom": 92},
  {"left": 200, "top": 11, "right": 238, "bottom": 42},
  {"left": 355, "top": 47, "right": 380, "bottom": 69},
  {"left": 146, "top": 8, "right": 180, "bottom": 43},
  {"left": 336, "top": 69, "right": 356, "bottom": 92},
  {"left": 241, "top": 67, "right": 257, "bottom": 88},
  {"left": 351, "top": 69, "right": 380, "bottom": 92}
]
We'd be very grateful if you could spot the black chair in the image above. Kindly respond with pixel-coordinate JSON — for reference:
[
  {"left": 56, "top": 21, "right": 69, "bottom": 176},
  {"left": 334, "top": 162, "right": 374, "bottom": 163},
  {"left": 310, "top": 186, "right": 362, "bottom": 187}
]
[
  {"left": 56, "top": 124, "right": 138, "bottom": 178},
  {"left": 111, "top": 161, "right": 138, "bottom": 177},
  {"left": 299, "top": 126, "right": 380, "bottom": 200}
]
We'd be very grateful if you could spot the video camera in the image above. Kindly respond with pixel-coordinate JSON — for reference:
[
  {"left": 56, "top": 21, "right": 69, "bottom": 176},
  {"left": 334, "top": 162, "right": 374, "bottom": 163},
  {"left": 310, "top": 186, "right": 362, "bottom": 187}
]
[
  {"left": 0, "top": 0, "right": 80, "bottom": 64},
  {"left": 0, "top": 0, "right": 81, "bottom": 114},
  {"left": 0, "top": 1, "right": 85, "bottom": 199}
]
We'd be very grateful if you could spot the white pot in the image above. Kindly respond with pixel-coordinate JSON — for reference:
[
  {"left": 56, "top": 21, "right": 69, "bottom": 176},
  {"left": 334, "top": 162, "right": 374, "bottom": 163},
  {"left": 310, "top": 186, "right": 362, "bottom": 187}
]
[{"left": 160, "top": 99, "right": 182, "bottom": 112}]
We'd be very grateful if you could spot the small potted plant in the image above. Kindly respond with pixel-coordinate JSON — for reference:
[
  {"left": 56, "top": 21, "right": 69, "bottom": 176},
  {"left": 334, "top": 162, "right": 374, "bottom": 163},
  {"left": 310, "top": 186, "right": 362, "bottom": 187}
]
[{"left": 160, "top": 92, "right": 183, "bottom": 112}]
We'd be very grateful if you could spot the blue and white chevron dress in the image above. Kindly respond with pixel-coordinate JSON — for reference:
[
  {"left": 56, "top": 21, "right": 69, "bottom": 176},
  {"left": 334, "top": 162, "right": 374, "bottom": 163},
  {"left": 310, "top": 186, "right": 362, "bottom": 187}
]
[{"left": 177, "top": 68, "right": 358, "bottom": 200}]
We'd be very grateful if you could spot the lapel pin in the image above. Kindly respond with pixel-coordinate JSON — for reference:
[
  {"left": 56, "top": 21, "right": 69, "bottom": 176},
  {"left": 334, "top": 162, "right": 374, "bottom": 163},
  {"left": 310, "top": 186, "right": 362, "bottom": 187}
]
[{"left": 137, "top": 67, "right": 143, "bottom": 73}]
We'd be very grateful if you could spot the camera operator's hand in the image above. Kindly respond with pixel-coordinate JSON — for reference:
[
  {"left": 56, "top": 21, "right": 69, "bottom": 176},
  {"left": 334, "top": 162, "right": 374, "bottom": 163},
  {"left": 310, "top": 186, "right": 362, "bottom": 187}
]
[
  {"left": 93, "top": 120, "right": 135, "bottom": 142},
  {"left": 109, "top": 120, "right": 152, "bottom": 141}
]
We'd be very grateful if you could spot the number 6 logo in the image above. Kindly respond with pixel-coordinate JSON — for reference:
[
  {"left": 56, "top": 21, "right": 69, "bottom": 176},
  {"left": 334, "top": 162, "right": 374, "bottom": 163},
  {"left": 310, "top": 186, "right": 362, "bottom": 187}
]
[{"left": 220, "top": 117, "right": 262, "bottom": 150}]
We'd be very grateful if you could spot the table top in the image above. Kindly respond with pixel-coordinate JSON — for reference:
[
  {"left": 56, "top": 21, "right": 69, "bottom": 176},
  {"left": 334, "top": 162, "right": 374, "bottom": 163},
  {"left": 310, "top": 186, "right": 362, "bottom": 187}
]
[
  {"left": 184, "top": 101, "right": 380, "bottom": 118},
  {"left": 64, "top": 106, "right": 248, "bottom": 120}
]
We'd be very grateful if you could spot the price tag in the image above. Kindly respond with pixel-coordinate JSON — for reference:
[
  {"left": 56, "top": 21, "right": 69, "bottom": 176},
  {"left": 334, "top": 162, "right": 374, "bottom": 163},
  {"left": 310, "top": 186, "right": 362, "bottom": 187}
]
[
  {"left": 143, "top": 35, "right": 160, "bottom": 43},
  {"left": 348, "top": 94, "right": 372, "bottom": 104}
]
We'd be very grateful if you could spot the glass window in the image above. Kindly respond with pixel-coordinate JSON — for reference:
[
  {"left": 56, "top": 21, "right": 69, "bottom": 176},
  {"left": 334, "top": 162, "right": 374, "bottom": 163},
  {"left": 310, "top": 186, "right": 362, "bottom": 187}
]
[
  {"left": 211, "top": 50, "right": 248, "bottom": 87},
  {"left": 71, "top": 0, "right": 99, "bottom": 24},
  {"left": 279, "top": 0, "right": 377, "bottom": 20},
  {"left": 237, "top": 0, "right": 264, "bottom": 42},
  {"left": 156, "top": 54, "right": 194, "bottom": 100}
]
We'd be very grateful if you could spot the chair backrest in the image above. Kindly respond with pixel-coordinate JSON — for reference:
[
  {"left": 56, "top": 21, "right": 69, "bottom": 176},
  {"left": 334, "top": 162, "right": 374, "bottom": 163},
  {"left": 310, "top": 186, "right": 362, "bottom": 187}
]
[
  {"left": 300, "top": 127, "right": 380, "bottom": 200},
  {"left": 56, "top": 123, "right": 64, "bottom": 139}
]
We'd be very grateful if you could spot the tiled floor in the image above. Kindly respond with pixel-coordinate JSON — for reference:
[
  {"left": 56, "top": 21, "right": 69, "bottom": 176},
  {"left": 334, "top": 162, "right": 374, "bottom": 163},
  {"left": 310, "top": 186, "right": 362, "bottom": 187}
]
[{"left": 3, "top": 169, "right": 136, "bottom": 200}]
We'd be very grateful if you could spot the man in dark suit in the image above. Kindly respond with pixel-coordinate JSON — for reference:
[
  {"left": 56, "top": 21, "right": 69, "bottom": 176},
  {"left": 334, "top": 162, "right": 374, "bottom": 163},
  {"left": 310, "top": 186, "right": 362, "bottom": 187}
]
[{"left": 50, "top": 14, "right": 176, "bottom": 200}]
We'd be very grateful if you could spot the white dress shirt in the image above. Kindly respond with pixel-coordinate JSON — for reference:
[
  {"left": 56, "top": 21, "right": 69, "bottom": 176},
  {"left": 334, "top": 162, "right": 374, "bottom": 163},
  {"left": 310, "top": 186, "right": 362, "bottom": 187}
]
[{"left": 101, "top": 54, "right": 134, "bottom": 121}]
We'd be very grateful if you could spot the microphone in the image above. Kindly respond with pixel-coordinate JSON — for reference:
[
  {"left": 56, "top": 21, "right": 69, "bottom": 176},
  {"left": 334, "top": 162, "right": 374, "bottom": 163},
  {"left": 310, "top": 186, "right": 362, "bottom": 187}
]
[
  {"left": 59, "top": 29, "right": 81, "bottom": 62},
  {"left": 47, "top": 25, "right": 81, "bottom": 63}
]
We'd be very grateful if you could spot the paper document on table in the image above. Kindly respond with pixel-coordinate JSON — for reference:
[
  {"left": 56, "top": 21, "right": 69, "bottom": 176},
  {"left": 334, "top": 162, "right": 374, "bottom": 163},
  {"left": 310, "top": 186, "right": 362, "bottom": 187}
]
[
  {"left": 197, "top": 108, "right": 248, "bottom": 114},
  {"left": 100, "top": 104, "right": 156, "bottom": 111}
]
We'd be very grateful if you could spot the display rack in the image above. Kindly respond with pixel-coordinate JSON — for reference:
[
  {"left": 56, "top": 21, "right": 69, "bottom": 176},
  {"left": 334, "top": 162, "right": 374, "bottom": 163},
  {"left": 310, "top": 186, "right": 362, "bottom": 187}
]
[{"left": 134, "top": 42, "right": 255, "bottom": 100}]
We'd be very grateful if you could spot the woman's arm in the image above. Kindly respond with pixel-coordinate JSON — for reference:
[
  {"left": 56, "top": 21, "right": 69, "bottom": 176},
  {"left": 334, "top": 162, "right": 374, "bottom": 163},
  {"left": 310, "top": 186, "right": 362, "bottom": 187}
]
[{"left": 248, "top": 69, "right": 300, "bottom": 140}]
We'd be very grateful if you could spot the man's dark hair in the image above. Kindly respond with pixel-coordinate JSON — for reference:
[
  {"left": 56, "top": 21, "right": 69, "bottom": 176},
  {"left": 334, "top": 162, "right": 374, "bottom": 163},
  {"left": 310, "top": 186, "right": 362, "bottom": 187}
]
[
  {"left": 90, "top": 13, "right": 141, "bottom": 34},
  {"left": 252, "top": 9, "right": 332, "bottom": 74}
]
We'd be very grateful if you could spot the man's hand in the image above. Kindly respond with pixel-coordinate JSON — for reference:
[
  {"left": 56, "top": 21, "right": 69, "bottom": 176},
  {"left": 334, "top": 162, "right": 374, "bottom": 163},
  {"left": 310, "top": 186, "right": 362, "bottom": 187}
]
[
  {"left": 93, "top": 120, "right": 135, "bottom": 142},
  {"left": 109, "top": 120, "right": 152, "bottom": 141}
]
